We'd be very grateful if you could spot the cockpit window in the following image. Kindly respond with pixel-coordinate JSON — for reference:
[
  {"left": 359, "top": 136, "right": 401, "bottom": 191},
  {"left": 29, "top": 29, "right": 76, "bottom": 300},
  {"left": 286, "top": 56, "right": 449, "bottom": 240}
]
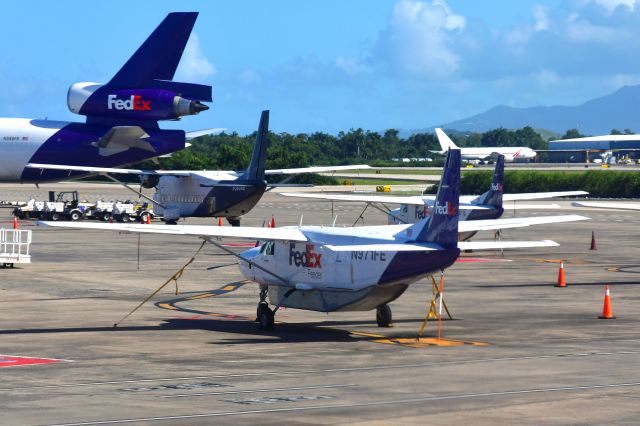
[{"left": 260, "top": 241, "right": 275, "bottom": 256}]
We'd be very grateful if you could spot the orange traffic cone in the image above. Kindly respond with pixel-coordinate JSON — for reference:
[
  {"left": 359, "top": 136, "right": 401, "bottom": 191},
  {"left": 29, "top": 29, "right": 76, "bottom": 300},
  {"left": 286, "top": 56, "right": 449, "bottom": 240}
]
[
  {"left": 218, "top": 217, "right": 223, "bottom": 226},
  {"left": 146, "top": 212, "right": 152, "bottom": 225},
  {"left": 598, "top": 285, "right": 616, "bottom": 319},
  {"left": 12, "top": 215, "right": 19, "bottom": 230},
  {"left": 590, "top": 231, "right": 597, "bottom": 250},
  {"left": 270, "top": 215, "right": 276, "bottom": 228},
  {"left": 555, "top": 261, "right": 567, "bottom": 287}
]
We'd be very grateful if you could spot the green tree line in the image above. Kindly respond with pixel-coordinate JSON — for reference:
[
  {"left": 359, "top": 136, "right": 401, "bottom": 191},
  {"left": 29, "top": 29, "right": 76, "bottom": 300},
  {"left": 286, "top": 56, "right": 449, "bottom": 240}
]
[{"left": 158, "top": 126, "right": 576, "bottom": 171}]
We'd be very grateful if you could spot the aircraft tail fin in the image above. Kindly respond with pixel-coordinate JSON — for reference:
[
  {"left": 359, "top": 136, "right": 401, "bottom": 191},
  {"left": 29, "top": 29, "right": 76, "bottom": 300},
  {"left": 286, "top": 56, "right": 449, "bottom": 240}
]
[
  {"left": 472, "top": 154, "right": 504, "bottom": 207},
  {"left": 435, "top": 128, "right": 458, "bottom": 152},
  {"left": 244, "top": 110, "right": 270, "bottom": 181},
  {"left": 108, "top": 12, "right": 199, "bottom": 88},
  {"left": 402, "top": 149, "right": 460, "bottom": 248}
]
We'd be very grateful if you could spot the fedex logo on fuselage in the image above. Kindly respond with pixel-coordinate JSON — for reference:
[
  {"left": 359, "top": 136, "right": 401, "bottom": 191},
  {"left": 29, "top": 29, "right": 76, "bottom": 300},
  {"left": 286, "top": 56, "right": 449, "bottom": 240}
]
[
  {"left": 433, "top": 201, "right": 457, "bottom": 216},
  {"left": 107, "top": 94, "right": 152, "bottom": 111},
  {"left": 289, "top": 243, "right": 322, "bottom": 268}
]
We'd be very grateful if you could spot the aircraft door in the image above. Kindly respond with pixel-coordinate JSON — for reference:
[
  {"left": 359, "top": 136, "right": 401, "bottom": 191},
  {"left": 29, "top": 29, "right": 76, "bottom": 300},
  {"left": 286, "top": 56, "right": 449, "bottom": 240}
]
[{"left": 205, "top": 196, "right": 216, "bottom": 215}]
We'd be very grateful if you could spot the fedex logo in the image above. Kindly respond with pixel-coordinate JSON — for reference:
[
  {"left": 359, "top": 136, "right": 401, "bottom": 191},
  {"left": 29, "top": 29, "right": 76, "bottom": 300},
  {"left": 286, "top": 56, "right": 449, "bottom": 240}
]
[
  {"left": 289, "top": 243, "right": 322, "bottom": 268},
  {"left": 491, "top": 182, "right": 503, "bottom": 191},
  {"left": 107, "top": 94, "right": 152, "bottom": 111},
  {"left": 433, "top": 201, "right": 457, "bottom": 216}
]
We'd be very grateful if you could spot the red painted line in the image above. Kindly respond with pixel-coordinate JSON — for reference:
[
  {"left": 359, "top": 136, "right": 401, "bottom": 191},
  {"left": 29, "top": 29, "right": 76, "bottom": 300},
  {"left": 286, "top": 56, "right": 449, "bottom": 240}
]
[
  {"left": 0, "top": 356, "right": 64, "bottom": 368},
  {"left": 456, "top": 258, "right": 512, "bottom": 263}
]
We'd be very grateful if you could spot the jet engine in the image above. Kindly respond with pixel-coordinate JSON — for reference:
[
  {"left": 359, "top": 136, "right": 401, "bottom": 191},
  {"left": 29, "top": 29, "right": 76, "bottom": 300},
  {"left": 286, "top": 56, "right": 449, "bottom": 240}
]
[{"left": 67, "top": 82, "right": 209, "bottom": 121}]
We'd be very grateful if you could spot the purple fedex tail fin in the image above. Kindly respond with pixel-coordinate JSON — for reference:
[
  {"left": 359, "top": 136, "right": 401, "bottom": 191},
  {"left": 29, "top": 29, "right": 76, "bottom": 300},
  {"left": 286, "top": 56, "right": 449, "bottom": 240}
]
[
  {"left": 401, "top": 149, "right": 461, "bottom": 248},
  {"left": 109, "top": 12, "right": 203, "bottom": 89},
  {"left": 472, "top": 154, "right": 504, "bottom": 208}
]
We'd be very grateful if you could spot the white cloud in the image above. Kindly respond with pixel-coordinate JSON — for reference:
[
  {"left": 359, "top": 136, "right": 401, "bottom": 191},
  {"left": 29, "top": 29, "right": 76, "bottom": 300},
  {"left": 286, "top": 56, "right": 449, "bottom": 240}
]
[
  {"left": 383, "top": 0, "right": 466, "bottom": 77},
  {"left": 334, "top": 57, "right": 371, "bottom": 75},
  {"left": 533, "top": 5, "right": 550, "bottom": 32},
  {"left": 534, "top": 68, "right": 560, "bottom": 88},
  {"left": 174, "top": 33, "right": 216, "bottom": 82},
  {"left": 593, "top": 0, "right": 636, "bottom": 13},
  {"left": 565, "top": 19, "right": 624, "bottom": 42}
]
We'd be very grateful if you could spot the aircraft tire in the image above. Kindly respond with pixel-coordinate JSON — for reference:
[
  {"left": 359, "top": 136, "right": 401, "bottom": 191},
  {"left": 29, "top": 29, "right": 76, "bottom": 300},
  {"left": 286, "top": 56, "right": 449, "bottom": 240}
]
[
  {"left": 257, "top": 303, "right": 274, "bottom": 330},
  {"left": 376, "top": 304, "right": 393, "bottom": 327}
]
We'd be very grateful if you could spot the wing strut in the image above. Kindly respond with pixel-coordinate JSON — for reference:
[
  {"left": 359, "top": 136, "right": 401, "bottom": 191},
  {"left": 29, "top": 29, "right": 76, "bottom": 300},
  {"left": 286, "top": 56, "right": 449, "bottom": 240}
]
[
  {"left": 204, "top": 237, "right": 291, "bottom": 286},
  {"left": 101, "top": 173, "right": 166, "bottom": 209},
  {"left": 113, "top": 241, "right": 207, "bottom": 327}
]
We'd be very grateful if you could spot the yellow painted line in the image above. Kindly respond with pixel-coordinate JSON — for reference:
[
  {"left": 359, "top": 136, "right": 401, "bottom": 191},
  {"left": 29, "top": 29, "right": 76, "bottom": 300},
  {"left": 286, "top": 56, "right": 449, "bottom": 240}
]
[
  {"left": 222, "top": 285, "right": 238, "bottom": 291},
  {"left": 372, "top": 337, "right": 490, "bottom": 348},
  {"left": 185, "top": 293, "right": 215, "bottom": 300},
  {"left": 349, "top": 331, "right": 387, "bottom": 339},
  {"left": 157, "top": 303, "right": 177, "bottom": 310},
  {"left": 607, "top": 267, "right": 621, "bottom": 272}
]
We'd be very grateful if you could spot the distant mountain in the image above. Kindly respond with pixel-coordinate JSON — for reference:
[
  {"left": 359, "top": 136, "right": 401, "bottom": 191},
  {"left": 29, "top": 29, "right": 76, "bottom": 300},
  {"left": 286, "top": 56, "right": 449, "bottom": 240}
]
[{"left": 415, "top": 85, "right": 640, "bottom": 136}]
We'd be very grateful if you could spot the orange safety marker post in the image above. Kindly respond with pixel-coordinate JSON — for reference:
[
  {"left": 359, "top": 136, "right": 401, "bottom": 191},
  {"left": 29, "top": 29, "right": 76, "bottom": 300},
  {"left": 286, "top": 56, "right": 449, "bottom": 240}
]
[
  {"left": 598, "top": 285, "right": 616, "bottom": 319},
  {"left": 146, "top": 212, "right": 152, "bottom": 225},
  {"left": 218, "top": 217, "right": 223, "bottom": 226},
  {"left": 555, "top": 261, "right": 567, "bottom": 287},
  {"left": 12, "top": 215, "right": 19, "bottom": 230},
  {"left": 270, "top": 215, "right": 276, "bottom": 228},
  {"left": 590, "top": 231, "right": 597, "bottom": 250}
]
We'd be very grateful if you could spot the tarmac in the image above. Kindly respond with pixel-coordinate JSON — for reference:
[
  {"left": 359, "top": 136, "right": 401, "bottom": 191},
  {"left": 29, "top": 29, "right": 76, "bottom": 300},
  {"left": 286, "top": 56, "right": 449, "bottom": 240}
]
[{"left": 1, "top": 183, "right": 640, "bottom": 425}]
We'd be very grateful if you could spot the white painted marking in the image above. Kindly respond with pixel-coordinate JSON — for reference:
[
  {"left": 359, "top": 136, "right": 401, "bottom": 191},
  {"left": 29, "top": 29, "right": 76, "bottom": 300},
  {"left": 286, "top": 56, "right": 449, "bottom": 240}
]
[
  {"left": 4, "top": 350, "right": 639, "bottom": 392},
  {"left": 44, "top": 381, "right": 640, "bottom": 425},
  {"left": 162, "top": 383, "right": 355, "bottom": 398}
]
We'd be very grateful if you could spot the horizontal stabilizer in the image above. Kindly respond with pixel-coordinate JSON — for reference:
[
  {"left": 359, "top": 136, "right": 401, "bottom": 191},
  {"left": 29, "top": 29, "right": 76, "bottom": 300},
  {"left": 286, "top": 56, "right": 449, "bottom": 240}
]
[
  {"left": 94, "top": 126, "right": 152, "bottom": 155},
  {"left": 572, "top": 201, "right": 640, "bottom": 211},
  {"left": 459, "top": 214, "right": 589, "bottom": 232}
]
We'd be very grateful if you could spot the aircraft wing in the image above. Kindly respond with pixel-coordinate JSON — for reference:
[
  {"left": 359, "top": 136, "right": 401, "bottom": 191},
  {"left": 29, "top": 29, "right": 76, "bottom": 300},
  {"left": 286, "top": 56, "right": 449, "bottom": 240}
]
[
  {"left": 278, "top": 192, "right": 429, "bottom": 205},
  {"left": 458, "top": 214, "right": 589, "bottom": 232},
  {"left": 38, "top": 221, "right": 308, "bottom": 242},
  {"left": 572, "top": 201, "right": 640, "bottom": 211},
  {"left": 458, "top": 191, "right": 588, "bottom": 204},
  {"left": 278, "top": 192, "right": 487, "bottom": 210},
  {"left": 458, "top": 240, "right": 558, "bottom": 250},
  {"left": 185, "top": 128, "right": 226, "bottom": 140},
  {"left": 26, "top": 163, "right": 194, "bottom": 177},
  {"left": 502, "top": 191, "right": 588, "bottom": 201},
  {"left": 266, "top": 165, "right": 371, "bottom": 174}
]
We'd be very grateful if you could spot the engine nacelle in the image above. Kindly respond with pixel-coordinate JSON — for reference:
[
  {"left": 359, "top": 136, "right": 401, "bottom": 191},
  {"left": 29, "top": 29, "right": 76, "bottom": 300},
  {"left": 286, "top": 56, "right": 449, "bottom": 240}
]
[
  {"left": 67, "top": 82, "right": 209, "bottom": 121},
  {"left": 140, "top": 175, "right": 160, "bottom": 189}
]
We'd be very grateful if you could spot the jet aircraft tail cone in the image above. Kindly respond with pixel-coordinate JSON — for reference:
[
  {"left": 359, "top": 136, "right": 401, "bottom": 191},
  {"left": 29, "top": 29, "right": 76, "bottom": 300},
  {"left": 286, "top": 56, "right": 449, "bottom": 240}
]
[{"left": 190, "top": 101, "right": 209, "bottom": 114}]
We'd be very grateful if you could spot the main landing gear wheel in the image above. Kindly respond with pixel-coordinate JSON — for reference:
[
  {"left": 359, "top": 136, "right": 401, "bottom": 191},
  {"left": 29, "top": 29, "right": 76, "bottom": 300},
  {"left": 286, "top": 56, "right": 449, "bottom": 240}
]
[
  {"left": 257, "top": 303, "right": 275, "bottom": 330},
  {"left": 376, "top": 304, "right": 393, "bottom": 327}
]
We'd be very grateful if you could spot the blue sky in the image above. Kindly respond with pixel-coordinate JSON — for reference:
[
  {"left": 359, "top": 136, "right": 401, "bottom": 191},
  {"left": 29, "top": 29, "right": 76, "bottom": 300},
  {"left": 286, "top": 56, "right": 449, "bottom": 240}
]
[{"left": 1, "top": 0, "right": 640, "bottom": 134}]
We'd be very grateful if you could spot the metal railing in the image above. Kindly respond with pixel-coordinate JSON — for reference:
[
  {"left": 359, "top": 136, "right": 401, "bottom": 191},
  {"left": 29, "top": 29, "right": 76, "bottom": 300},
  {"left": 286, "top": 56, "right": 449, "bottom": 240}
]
[{"left": 0, "top": 228, "right": 32, "bottom": 263}]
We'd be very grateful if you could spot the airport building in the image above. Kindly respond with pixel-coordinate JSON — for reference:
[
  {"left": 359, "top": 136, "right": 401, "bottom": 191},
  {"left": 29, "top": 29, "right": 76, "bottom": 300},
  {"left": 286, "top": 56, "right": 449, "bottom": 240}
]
[{"left": 547, "top": 135, "right": 640, "bottom": 162}]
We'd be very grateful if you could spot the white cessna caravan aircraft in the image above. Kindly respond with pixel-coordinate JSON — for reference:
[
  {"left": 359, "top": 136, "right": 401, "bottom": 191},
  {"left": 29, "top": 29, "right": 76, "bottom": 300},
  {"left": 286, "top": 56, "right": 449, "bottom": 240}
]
[
  {"left": 280, "top": 154, "right": 588, "bottom": 240},
  {"left": 41, "top": 150, "right": 561, "bottom": 330}
]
